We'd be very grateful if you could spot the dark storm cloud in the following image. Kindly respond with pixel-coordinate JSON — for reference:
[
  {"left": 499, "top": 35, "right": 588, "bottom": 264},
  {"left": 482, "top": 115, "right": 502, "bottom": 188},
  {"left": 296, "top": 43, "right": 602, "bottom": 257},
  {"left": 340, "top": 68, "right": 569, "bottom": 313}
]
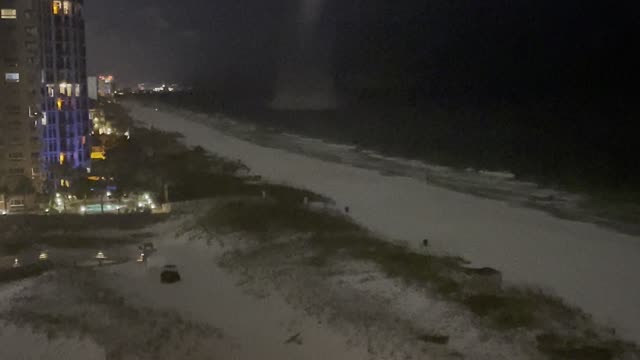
[
  {"left": 142, "top": 6, "right": 170, "bottom": 30},
  {"left": 85, "top": 0, "right": 640, "bottom": 103},
  {"left": 85, "top": 0, "right": 293, "bottom": 89}
]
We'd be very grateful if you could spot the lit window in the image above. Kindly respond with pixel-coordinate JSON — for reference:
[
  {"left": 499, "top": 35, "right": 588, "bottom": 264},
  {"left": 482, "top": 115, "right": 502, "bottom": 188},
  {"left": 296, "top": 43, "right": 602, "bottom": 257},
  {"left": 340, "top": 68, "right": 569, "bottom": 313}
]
[
  {"left": 5, "top": 73, "right": 19, "bottom": 82},
  {"left": 1, "top": 9, "right": 17, "bottom": 19},
  {"left": 59, "top": 83, "right": 66, "bottom": 94},
  {"left": 66, "top": 83, "right": 72, "bottom": 96},
  {"left": 47, "top": 84, "right": 55, "bottom": 97},
  {"left": 52, "top": 1, "right": 61, "bottom": 15},
  {"left": 56, "top": 98, "right": 63, "bottom": 110},
  {"left": 63, "top": 1, "right": 71, "bottom": 15},
  {"left": 75, "top": 84, "right": 81, "bottom": 96}
]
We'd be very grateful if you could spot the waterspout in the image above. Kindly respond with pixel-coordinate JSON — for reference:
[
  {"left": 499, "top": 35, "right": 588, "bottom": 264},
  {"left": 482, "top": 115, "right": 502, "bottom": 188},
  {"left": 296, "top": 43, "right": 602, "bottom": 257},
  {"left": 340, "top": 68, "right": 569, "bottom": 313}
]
[{"left": 271, "top": 0, "right": 336, "bottom": 110}]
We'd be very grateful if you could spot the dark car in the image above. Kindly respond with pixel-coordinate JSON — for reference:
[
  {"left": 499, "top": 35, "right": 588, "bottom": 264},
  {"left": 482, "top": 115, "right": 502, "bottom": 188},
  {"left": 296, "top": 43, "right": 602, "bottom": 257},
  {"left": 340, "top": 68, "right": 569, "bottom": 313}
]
[
  {"left": 137, "top": 242, "right": 156, "bottom": 263},
  {"left": 139, "top": 242, "right": 155, "bottom": 254},
  {"left": 160, "top": 264, "right": 181, "bottom": 283}
]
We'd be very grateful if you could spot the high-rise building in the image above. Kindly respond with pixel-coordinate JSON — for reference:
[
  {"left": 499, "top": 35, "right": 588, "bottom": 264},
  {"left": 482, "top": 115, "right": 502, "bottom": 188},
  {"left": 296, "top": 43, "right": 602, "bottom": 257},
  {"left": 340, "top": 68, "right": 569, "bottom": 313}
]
[
  {"left": 1, "top": 0, "right": 90, "bottom": 203},
  {"left": 0, "top": 0, "right": 44, "bottom": 210},
  {"left": 97, "top": 74, "right": 114, "bottom": 97},
  {"left": 39, "top": 0, "right": 91, "bottom": 187}
]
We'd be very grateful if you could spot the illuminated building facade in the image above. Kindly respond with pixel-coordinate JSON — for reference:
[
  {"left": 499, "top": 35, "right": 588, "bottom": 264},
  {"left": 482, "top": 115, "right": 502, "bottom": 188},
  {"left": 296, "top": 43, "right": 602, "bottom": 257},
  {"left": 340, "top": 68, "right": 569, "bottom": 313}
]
[{"left": 39, "top": 0, "right": 90, "bottom": 186}]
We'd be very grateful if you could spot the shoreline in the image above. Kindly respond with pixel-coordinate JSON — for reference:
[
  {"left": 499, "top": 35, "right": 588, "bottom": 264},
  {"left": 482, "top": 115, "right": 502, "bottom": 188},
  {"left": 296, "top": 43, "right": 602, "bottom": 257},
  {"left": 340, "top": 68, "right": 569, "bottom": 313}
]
[{"left": 162, "top": 103, "right": 640, "bottom": 237}]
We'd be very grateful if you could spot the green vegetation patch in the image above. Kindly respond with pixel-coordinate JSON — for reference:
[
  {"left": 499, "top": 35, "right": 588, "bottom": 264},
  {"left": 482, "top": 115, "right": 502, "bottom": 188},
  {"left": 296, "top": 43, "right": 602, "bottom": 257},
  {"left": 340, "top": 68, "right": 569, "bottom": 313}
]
[
  {"left": 33, "top": 234, "right": 137, "bottom": 249},
  {"left": 536, "top": 332, "right": 626, "bottom": 360},
  {"left": 417, "top": 333, "right": 450, "bottom": 345},
  {"left": 0, "top": 261, "right": 52, "bottom": 283},
  {"left": 201, "top": 201, "right": 356, "bottom": 237}
]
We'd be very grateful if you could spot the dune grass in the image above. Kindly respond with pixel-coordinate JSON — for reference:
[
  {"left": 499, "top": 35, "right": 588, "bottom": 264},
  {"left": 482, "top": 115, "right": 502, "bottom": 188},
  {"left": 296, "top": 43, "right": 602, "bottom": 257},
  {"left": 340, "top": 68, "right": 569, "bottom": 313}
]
[
  {"left": 201, "top": 201, "right": 355, "bottom": 237},
  {"left": 535, "top": 332, "right": 625, "bottom": 360},
  {"left": 198, "top": 195, "right": 637, "bottom": 358},
  {"left": 0, "top": 214, "right": 167, "bottom": 255},
  {"left": 0, "top": 261, "right": 53, "bottom": 283}
]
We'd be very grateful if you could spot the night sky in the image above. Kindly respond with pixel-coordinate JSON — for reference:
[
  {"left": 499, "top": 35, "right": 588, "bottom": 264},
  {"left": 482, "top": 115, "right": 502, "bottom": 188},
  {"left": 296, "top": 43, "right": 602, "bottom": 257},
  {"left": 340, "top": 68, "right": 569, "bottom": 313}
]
[{"left": 85, "top": 0, "right": 639, "bottom": 107}]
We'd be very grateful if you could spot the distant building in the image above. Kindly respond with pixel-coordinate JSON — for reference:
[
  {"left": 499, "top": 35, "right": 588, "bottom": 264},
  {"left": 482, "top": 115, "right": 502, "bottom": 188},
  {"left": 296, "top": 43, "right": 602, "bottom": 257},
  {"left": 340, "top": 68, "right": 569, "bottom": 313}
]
[
  {"left": 87, "top": 75, "right": 98, "bottom": 100},
  {"left": 0, "top": 0, "right": 45, "bottom": 209},
  {"left": 89, "top": 107, "right": 116, "bottom": 136},
  {"left": 98, "top": 74, "right": 115, "bottom": 97}
]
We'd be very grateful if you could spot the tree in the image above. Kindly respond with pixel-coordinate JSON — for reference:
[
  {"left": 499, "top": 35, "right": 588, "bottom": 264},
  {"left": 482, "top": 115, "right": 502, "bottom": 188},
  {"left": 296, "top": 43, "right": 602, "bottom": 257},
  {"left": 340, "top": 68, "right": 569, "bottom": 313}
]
[
  {"left": 69, "top": 169, "right": 92, "bottom": 208},
  {"left": 12, "top": 176, "right": 36, "bottom": 211},
  {"left": 49, "top": 162, "right": 74, "bottom": 187}
]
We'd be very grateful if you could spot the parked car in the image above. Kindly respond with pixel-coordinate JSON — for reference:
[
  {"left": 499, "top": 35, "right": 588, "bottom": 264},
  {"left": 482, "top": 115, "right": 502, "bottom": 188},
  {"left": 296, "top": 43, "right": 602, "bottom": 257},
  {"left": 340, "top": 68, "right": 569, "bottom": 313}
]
[
  {"left": 139, "top": 242, "right": 155, "bottom": 253},
  {"left": 137, "top": 242, "right": 156, "bottom": 263},
  {"left": 160, "top": 265, "right": 181, "bottom": 283}
]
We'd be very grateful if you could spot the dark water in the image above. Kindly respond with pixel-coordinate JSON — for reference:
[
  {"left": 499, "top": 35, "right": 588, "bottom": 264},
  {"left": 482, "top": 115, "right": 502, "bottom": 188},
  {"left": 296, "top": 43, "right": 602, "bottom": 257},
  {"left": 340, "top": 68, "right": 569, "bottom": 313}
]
[{"left": 134, "top": 93, "right": 639, "bottom": 201}]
